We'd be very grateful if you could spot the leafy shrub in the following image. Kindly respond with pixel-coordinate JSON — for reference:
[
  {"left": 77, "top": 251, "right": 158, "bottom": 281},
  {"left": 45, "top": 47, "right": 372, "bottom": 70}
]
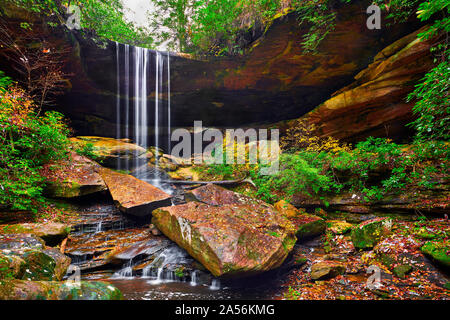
[
  {"left": 0, "top": 81, "right": 70, "bottom": 213},
  {"left": 281, "top": 119, "right": 351, "bottom": 153}
]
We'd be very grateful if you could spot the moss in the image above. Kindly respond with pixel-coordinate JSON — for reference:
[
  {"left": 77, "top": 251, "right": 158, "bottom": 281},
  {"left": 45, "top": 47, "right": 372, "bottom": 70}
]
[
  {"left": 393, "top": 264, "right": 413, "bottom": 279},
  {"left": 421, "top": 241, "right": 450, "bottom": 270},
  {"left": 282, "top": 236, "right": 297, "bottom": 253},
  {"left": 296, "top": 218, "right": 326, "bottom": 240},
  {"left": 21, "top": 251, "right": 57, "bottom": 281},
  {"left": 351, "top": 218, "right": 392, "bottom": 250},
  {"left": 295, "top": 257, "right": 307, "bottom": 266}
]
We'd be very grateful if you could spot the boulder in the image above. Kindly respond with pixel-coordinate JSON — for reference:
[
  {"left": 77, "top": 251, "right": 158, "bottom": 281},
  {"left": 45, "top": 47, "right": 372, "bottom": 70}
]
[
  {"left": 290, "top": 214, "right": 326, "bottom": 240},
  {"left": 70, "top": 136, "right": 152, "bottom": 168},
  {"left": 351, "top": 217, "right": 393, "bottom": 249},
  {"left": 310, "top": 261, "right": 346, "bottom": 280},
  {"left": 393, "top": 264, "right": 413, "bottom": 279},
  {"left": 187, "top": 184, "right": 323, "bottom": 241},
  {"left": 48, "top": 2, "right": 419, "bottom": 142},
  {"left": 274, "top": 200, "right": 303, "bottom": 218},
  {"left": 20, "top": 248, "right": 70, "bottom": 281},
  {"left": 98, "top": 168, "right": 172, "bottom": 217},
  {"left": 42, "top": 151, "right": 107, "bottom": 198},
  {"left": 0, "top": 223, "right": 70, "bottom": 246},
  {"left": 327, "top": 220, "right": 353, "bottom": 235},
  {"left": 0, "top": 280, "right": 122, "bottom": 300},
  {"left": 152, "top": 201, "right": 297, "bottom": 277},
  {"left": 0, "top": 234, "right": 71, "bottom": 281},
  {"left": 421, "top": 240, "right": 450, "bottom": 270},
  {"left": 0, "top": 254, "right": 25, "bottom": 279}
]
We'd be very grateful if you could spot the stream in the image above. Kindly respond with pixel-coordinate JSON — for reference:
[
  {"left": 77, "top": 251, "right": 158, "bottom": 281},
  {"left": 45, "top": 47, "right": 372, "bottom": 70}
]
[{"left": 63, "top": 191, "right": 293, "bottom": 300}]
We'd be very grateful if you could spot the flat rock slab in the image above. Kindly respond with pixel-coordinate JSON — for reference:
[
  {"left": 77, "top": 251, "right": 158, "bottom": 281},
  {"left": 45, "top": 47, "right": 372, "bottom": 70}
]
[
  {"left": 0, "top": 234, "right": 71, "bottom": 281},
  {"left": 98, "top": 168, "right": 172, "bottom": 217},
  {"left": 41, "top": 151, "right": 107, "bottom": 198},
  {"left": 152, "top": 201, "right": 297, "bottom": 278},
  {"left": 71, "top": 136, "right": 151, "bottom": 168}
]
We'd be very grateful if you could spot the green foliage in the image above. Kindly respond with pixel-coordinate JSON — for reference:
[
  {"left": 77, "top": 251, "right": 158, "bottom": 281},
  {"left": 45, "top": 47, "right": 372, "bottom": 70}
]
[
  {"left": 4, "top": 0, "right": 153, "bottom": 47},
  {"left": 0, "top": 71, "right": 12, "bottom": 89},
  {"left": 0, "top": 80, "right": 70, "bottom": 213},
  {"left": 293, "top": 0, "right": 339, "bottom": 53},
  {"left": 204, "top": 137, "right": 448, "bottom": 204},
  {"left": 75, "top": 142, "right": 99, "bottom": 161},
  {"left": 407, "top": 60, "right": 450, "bottom": 141},
  {"left": 407, "top": 0, "right": 450, "bottom": 142}
]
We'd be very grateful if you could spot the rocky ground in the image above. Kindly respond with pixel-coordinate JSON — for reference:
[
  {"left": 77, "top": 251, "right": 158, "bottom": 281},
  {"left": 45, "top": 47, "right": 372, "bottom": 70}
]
[{"left": 0, "top": 137, "right": 448, "bottom": 300}]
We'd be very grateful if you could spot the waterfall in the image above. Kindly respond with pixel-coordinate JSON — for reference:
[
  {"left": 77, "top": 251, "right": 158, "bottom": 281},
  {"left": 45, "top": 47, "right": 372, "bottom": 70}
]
[
  {"left": 115, "top": 43, "right": 171, "bottom": 177},
  {"left": 115, "top": 42, "right": 121, "bottom": 142},
  {"left": 113, "top": 260, "right": 134, "bottom": 279},
  {"left": 167, "top": 51, "right": 171, "bottom": 153},
  {"left": 154, "top": 51, "right": 160, "bottom": 165},
  {"left": 134, "top": 46, "right": 149, "bottom": 168},
  {"left": 210, "top": 279, "right": 220, "bottom": 290},
  {"left": 190, "top": 270, "right": 198, "bottom": 286}
]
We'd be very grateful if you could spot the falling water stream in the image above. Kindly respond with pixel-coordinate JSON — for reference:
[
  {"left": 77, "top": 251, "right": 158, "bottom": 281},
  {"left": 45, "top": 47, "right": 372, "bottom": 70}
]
[
  {"left": 115, "top": 43, "right": 173, "bottom": 191},
  {"left": 62, "top": 43, "right": 291, "bottom": 299}
]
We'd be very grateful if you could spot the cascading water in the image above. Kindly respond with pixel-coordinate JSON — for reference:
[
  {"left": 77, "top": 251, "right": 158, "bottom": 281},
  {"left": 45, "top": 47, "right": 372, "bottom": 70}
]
[
  {"left": 115, "top": 43, "right": 172, "bottom": 188},
  {"left": 142, "top": 246, "right": 191, "bottom": 284}
]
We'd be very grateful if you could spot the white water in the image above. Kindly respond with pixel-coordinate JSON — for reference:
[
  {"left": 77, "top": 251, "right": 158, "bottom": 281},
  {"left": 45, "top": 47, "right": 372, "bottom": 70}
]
[
  {"left": 142, "top": 246, "right": 191, "bottom": 284},
  {"left": 190, "top": 270, "right": 198, "bottom": 286},
  {"left": 116, "top": 43, "right": 172, "bottom": 180},
  {"left": 94, "top": 220, "right": 102, "bottom": 234},
  {"left": 210, "top": 279, "right": 221, "bottom": 290},
  {"left": 112, "top": 260, "right": 134, "bottom": 279}
]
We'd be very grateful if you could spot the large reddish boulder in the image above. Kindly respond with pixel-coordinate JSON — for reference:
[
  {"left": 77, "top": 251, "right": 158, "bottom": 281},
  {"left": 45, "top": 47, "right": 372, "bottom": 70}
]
[{"left": 152, "top": 200, "right": 297, "bottom": 278}]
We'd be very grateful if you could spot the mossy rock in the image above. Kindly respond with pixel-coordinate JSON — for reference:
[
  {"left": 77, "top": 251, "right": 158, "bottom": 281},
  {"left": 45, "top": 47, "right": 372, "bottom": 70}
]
[
  {"left": 421, "top": 240, "right": 450, "bottom": 271},
  {"left": 0, "top": 254, "right": 25, "bottom": 279},
  {"left": 58, "top": 281, "right": 123, "bottom": 300},
  {"left": 293, "top": 215, "right": 326, "bottom": 240},
  {"left": 274, "top": 200, "right": 304, "bottom": 218},
  {"left": 351, "top": 218, "right": 392, "bottom": 250},
  {"left": 393, "top": 264, "right": 413, "bottom": 279},
  {"left": 327, "top": 220, "right": 353, "bottom": 235},
  {"left": 20, "top": 249, "right": 70, "bottom": 281},
  {"left": 0, "top": 280, "right": 122, "bottom": 300},
  {"left": 414, "top": 228, "right": 436, "bottom": 240},
  {"left": 310, "top": 261, "right": 346, "bottom": 280}
]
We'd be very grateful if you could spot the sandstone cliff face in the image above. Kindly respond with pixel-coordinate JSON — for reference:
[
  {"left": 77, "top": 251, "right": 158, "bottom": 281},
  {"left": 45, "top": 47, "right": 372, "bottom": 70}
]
[
  {"left": 0, "top": 2, "right": 424, "bottom": 143},
  {"left": 52, "top": 2, "right": 420, "bottom": 141},
  {"left": 283, "top": 27, "right": 434, "bottom": 142}
]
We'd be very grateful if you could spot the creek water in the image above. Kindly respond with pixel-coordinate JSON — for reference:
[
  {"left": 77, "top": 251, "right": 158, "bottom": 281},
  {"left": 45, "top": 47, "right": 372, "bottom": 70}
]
[{"left": 64, "top": 194, "right": 291, "bottom": 300}]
